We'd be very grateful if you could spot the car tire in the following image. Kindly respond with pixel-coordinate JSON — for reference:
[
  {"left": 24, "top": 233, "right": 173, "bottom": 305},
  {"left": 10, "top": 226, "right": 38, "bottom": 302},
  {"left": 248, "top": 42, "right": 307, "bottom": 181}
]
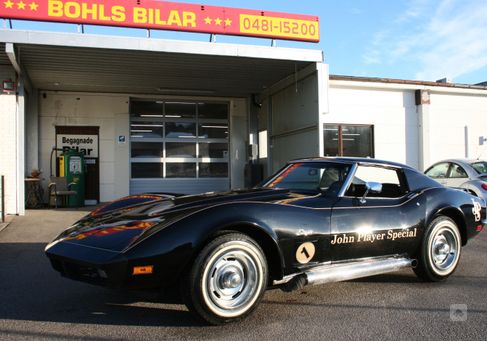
[
  {"left": 181, "top": 232, "right": 268, "bottom": 325},
  {"left": 414, "top": 216, "right": 462, "bottom": 282}
]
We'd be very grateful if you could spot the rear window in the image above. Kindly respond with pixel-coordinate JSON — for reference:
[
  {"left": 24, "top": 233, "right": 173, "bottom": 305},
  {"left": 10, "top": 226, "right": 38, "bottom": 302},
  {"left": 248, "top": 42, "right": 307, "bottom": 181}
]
[{"left": 471, "top": 161, "right": 487, "bottom": 174}]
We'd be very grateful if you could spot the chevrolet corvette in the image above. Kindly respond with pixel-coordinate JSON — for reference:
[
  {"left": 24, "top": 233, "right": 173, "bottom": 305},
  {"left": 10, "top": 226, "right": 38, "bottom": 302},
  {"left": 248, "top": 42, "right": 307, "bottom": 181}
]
[{"left": 45, "top": 157, "right": 486, "bottom": 324}]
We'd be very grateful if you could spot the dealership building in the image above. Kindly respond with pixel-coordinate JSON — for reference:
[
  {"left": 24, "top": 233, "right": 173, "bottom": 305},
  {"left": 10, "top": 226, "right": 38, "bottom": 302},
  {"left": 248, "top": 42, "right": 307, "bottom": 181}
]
[{"left": 1, "top": 24, "right": 487, "bottom": 215}]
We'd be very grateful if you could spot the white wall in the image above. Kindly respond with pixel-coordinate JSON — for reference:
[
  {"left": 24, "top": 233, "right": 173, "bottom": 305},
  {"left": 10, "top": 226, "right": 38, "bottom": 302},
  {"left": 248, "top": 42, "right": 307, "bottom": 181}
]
[
  {"left": 0, "top": 66, "right": 18, "bottom": 214},
  {"left": 428, "top": 92, "right": 487, "bottom": 164},
  {"left": 327, "top": 84, "right": 419, "bottom": 168},
  {"left": 39, "top": 91, "right": 129, "bottom": 202}
]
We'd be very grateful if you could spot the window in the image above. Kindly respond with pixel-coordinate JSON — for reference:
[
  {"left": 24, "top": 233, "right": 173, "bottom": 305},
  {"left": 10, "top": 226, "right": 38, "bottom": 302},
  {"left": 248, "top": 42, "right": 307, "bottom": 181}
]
[
  {"left": 198, "top": 103, "right": 229, "bottom": 120},
  {"left": 131, "top": 163, "right": 163, "bottom": 178},
  {"left": 425, "top": 163, "right": 449, "bottom": 179},
  {"left": 165, "top": 122, "right": 196, "bottom": 138},
  {"left": 166, "top": 143, "right": 196, "bottom": 158},
  {"left": 471, "top": 161, "right": 487, "bottom": 174},
  {"left": 199, "top": 163, "right": 228, "bottom": 178},
  {"left": 165, "top": 102, "right": 197, "bottom": 119},
  {"left": 199, "top": 142, "right": 228, "bottom": 158},
  {"left": 345, "top": 165, "right": 407, "bottom": 198},
  {"left": 130, "top": 122, "right": 163, "bottom": 138},
  {"left": 449, "top": 164, "right": 467, "bottom": 178},
  {"left": 323, "top": 124, "right": 374, "bottom": 157},
  {"left": 130, "top": 101, "right": 163, "bottom": 118},
  {"left": 131, "top": 142, "right": 163, "bottom": 158},
  {"left": 263, "top": 162, "right": 351, "bottom": 193},
  {"left": 166, "top": 163, "right": 196, "bottom": 178},
  {"left": 130, "top": 100, "right": 229, "bottom": 179},
  {"left": 199, "top": 124, "right": 228, "bottom": 139}
]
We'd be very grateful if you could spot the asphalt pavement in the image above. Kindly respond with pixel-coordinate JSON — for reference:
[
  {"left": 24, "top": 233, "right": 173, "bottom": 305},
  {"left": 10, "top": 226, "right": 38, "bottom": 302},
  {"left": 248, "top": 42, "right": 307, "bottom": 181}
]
[{"left": 0, "top": 209, "right": 486, "bottom": 340}]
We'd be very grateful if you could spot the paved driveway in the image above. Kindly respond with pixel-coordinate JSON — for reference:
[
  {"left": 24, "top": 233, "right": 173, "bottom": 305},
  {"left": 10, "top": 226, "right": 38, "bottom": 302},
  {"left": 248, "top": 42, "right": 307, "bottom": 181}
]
[{"left": 1, "top": 209, "right": 486, "bottom": 340}]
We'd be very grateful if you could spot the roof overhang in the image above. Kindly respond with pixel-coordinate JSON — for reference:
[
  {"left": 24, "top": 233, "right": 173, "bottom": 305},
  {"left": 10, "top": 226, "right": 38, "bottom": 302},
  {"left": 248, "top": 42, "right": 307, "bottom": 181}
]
[
  {"left": 1, "top": 29, "right": 323, "bottom": 96},
  {"left": 330, "top": 75, "right": 487, "bottom": 95}
]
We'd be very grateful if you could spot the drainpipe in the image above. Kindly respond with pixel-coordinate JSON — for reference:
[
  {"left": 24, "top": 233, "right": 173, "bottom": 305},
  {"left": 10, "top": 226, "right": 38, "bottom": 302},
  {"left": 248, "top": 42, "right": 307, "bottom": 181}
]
[{"left": 416, "top": 90, "right": 431, "bottom": 171}]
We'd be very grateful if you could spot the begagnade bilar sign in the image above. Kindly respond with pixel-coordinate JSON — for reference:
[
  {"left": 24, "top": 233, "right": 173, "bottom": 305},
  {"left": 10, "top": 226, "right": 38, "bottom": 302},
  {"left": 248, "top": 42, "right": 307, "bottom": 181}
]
[
  {"left": 0, "top": 0, "right": 320, "bottom": 42},
  {"left": 56, "top": 134, "right": 98, "bottom": 157}
]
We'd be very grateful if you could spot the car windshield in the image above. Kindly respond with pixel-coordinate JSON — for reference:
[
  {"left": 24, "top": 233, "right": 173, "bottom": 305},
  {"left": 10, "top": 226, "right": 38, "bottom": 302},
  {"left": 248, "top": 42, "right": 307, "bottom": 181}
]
[
  {"left": 470, "top": 161, "right": 487, "bottom": 175},
  {"left": 262, "top": 162, "right": 351, "bottom": 194}
]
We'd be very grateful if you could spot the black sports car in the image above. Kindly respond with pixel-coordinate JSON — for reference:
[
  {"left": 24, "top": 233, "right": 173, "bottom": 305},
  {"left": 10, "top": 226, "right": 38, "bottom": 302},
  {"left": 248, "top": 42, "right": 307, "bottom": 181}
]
[{"left": 45, "top": 157, "right": 486, "bottom": 324}]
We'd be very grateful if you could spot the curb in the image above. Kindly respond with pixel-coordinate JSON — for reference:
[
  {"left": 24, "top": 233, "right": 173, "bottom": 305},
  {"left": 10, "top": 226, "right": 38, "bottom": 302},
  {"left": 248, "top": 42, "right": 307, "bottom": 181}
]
[
  {"left": 0, "top": 216, "right": 13, "bottom": 233},
  {"left": 0, "top": 222, "right": 9, "bottom": 233}
]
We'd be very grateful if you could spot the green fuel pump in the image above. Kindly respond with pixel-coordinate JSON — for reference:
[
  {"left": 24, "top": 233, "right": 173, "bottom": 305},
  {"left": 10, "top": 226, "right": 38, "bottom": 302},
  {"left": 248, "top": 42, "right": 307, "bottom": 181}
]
[{"left": 59, "top": 149, "right": 85, "bottom": 207}]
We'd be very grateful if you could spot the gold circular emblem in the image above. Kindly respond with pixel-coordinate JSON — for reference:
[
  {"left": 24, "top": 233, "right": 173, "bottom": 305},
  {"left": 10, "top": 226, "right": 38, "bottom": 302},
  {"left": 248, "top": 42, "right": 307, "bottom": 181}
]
[{"left": 296, "top": 242, "right": 316, "bottom": 264}]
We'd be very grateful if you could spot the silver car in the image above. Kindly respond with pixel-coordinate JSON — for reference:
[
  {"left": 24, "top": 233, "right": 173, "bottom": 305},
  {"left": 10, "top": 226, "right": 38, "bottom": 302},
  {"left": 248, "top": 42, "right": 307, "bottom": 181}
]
[{"left": 425, "top": 159, "right": 487, "bottom": 201}]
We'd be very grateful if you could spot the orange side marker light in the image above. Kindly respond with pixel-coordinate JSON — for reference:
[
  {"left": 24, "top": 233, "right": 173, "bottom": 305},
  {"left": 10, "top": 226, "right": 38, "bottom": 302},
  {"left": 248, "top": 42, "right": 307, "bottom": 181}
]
[{"left": 133, "top": 265, "right": 153, "bottom": 275}]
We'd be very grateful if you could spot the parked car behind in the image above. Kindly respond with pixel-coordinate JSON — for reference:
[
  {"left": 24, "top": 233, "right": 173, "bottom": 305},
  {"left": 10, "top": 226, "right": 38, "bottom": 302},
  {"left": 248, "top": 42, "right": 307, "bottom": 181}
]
[{"left": 425, "top": 159, "right": 487, "bottom": 202}]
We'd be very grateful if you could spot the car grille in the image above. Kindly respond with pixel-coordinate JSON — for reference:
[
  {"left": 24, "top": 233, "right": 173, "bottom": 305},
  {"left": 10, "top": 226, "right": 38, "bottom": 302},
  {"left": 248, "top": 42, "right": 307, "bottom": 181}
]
[{"left": 50, "top": 258, "right": 106, "bottom": 284}]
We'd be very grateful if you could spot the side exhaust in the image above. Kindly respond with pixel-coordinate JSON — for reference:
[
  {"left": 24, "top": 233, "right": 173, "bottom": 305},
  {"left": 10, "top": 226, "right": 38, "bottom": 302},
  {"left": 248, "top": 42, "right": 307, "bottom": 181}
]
[{"left": 282, "top": 257, "right": 416, "bottom": 292}]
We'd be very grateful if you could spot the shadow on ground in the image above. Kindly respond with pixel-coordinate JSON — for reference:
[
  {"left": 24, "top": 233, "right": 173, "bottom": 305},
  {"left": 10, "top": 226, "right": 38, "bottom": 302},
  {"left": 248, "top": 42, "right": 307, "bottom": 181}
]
[
  {"left": 0, "top": 242, "right": 204, "bottom": 328},
  {"left": 4, "top": 241, "right": 485, "bottom": 329}
]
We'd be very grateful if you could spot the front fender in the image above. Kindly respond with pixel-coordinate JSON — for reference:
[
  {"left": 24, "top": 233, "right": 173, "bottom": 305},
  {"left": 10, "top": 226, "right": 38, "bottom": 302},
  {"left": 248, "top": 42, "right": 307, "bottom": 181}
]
[
  {"left": 184, "top": 202, "right": 330, "bottom": 276},
  {"left": 124, "top": 201, "right": 328, "bottom": 285}
]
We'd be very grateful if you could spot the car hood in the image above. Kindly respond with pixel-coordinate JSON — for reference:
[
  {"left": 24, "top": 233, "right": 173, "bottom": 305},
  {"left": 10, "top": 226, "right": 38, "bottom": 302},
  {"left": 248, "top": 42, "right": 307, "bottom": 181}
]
[{"left": 49, "top": 188, "right": 322, "bottom": 252}]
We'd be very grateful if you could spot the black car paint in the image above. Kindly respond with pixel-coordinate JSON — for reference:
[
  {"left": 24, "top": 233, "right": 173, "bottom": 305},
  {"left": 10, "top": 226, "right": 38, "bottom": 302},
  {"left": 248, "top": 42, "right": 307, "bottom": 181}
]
[{"left": 45, "top": 158, "right": 485, "bottom": 291}]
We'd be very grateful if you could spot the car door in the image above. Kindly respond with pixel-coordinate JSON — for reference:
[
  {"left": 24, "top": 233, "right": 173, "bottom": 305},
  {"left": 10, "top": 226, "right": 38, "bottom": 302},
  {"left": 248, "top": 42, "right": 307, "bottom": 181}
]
[{"left": 330, "top": 164, "right": 423, "bottom": 262}]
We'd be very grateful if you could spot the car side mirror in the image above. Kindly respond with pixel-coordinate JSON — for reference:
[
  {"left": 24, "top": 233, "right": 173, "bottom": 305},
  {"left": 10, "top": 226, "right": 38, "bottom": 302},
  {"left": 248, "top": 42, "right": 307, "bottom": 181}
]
[{"left": 360, "top": 181, "right": 382, "bottom": 204}]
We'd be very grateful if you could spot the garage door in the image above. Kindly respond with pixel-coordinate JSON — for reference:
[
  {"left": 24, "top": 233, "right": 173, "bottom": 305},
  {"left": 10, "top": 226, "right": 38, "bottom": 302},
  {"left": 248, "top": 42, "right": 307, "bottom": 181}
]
[{"left": 129, "top": 99, "right": 230, "bottom": 195}]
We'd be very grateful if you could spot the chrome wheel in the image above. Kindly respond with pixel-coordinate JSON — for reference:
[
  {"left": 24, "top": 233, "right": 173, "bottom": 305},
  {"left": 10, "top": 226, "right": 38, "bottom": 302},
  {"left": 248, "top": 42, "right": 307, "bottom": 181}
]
[
  {"left": 428, "top": 220, "right": 461, "bottom": 276},
  {"left": 201, "top": 240, "right": 265, "bottom": 318}
]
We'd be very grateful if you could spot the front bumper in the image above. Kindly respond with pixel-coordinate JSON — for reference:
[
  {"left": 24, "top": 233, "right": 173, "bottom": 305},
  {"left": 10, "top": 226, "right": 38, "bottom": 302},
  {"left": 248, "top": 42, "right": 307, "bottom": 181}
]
[
  {"left": 45, "top": 240, "right": 169, "bottom": 290},
  {"left": 46, "top": 240, "right": 128, "bottom": 288}
]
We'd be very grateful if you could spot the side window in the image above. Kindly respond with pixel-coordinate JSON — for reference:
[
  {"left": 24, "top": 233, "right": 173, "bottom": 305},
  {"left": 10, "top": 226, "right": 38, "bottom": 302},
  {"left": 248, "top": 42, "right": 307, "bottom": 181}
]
[
  {"left": 345, "top": 165, "right": 407, "bottom": 198},
  {"left": 425, "top": 163, "right": 450, "bottom": 179},
  {"left": 449, "top": 164, "right": 468, "bottom": 178},
  {"left": 268, "top": 164, "right": 321, "bottom": 190}
]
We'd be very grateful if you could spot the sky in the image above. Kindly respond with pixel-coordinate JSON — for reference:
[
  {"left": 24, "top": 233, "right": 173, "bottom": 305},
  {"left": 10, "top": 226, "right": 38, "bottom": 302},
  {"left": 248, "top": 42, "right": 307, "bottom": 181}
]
[{"left": 6, "top": 0, "right": 487, "bottom": 84}]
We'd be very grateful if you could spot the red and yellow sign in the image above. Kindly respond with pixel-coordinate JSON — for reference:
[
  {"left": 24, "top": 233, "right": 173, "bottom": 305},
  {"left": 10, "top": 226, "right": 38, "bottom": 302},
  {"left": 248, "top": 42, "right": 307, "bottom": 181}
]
[{"left": 0, "top": 0, "right": 320, "bottom": 42}]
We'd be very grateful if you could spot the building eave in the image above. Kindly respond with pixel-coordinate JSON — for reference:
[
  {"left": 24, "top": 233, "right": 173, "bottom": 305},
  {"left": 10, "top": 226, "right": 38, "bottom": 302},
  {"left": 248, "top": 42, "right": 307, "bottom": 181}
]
[{"left": 0, "top": 29, "right": 324, "bottom": 63}]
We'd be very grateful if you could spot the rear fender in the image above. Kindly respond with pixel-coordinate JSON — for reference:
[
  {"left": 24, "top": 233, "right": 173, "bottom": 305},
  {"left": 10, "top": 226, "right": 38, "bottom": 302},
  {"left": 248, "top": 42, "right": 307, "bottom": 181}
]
[
  {"left": 425, "top": 188, "right": 482, "bottom": 245},
  {"left": 433, "top": 207, "right": 468, "bottom": 245}
]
